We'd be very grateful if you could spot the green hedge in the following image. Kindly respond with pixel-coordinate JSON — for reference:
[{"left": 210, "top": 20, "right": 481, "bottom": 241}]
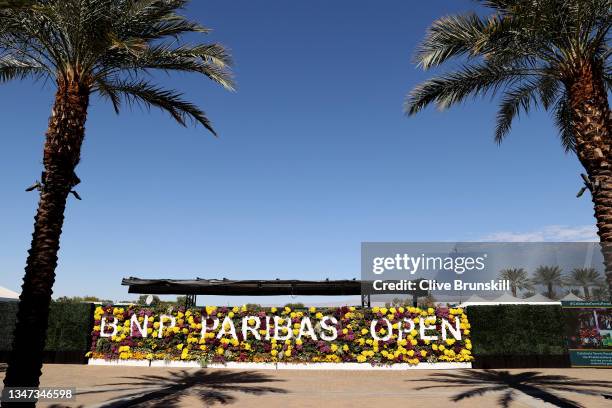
[
  {"left": 0, "top": 302, "right": 18, "bottom": 351},
  {"left": 0, "top": 301, "right": 93, "bottom": 352},
  {"left": 1, "top": 302, "right": 569, "bottom": 359},
  {"left": 469, "top": 305, "right": 567, "bottom": 356}
]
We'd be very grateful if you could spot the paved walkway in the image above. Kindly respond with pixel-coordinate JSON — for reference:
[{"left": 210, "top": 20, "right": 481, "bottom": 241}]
[{"left": 1, "top": 364, "right": 611, "bottom": 407}]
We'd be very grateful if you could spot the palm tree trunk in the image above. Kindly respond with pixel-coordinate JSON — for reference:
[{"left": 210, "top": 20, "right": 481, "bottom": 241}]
[
  {"left": 511, "top": 284, "right": 517, "bottom": 297},
  {"left": 2, "top": 77, "right": 89, "bottom": 406},
  {"left": 567, "top": 60, "right": 612, "bottom": 299},
  {"left": 547, "top": 283, "right": 553, "bottom": 299},
  {"left": 582, "top": 286, "right": 590, "bottom": 300}
]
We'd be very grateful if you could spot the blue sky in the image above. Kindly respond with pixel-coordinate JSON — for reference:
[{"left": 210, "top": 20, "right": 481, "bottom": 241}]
[{"left": 0, "top": 0, "right": 597, "bottom": 304}]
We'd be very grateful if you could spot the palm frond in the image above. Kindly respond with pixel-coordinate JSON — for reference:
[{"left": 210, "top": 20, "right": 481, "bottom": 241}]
[
  {"left": 495, "top": 81, "right": 539, "bottom": 143},
  {"left": 494, "top": 75, "right": 560, "bottom": 143},
  {"left": 407, "top": 0, "right": 611, "bottom": 152},
  {"left": 98, "top": 79, "right": 216, "bottom": 135},
  {"left": 0, "top": 0, "right": 233, "bottom": 134},
  {"left": 102, "top": 43, "right": 234, "bottom": 91},
  {"left": 405, "top": 63, "right": 525, "bottom": 115},
  {"left": 553, "top": 94, "right": 575, "bottom": 153},
  {"left": 415, "top": 13, "right": 487, "bottom": 69},
  {"left": 0, "top": 55, "right": 47, "bottom": 82}
]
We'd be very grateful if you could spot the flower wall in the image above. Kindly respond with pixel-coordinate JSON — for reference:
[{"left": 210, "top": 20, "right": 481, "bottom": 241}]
[{"left": 88, "top": 305, "right": 473, "bottom": 365}]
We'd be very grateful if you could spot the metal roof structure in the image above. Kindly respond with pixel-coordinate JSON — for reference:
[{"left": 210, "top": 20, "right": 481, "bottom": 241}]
[
  {"left": 122, "top": 277, "right": 365, "bottom": 296},
  {"left": 122, "top": 277, "right": 428, "bottom": 307}
]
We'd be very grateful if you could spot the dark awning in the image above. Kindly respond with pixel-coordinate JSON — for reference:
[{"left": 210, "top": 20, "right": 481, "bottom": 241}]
[{"left": 122, "top": 277, "right": 366, "bottom": 296}]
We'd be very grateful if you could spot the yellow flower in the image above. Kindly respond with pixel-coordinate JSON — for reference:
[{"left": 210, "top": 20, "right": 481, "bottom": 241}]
[
  {"left": 309, "top": 306, "right": 316, "bottom": 313},
  {"left": 177, "top": 344, "right": 184, "bottom": 350},
  {"left": 315, "top": 312, "right": 323, "bottom": 319},
  {"left": 200, "top": 345, "right": 207, "bottom": 351},
  {"left": 271, "top": 307, "right": 277, "bottom": 313},
  {"left": 271, "top": 350, "right": 278, "bottom": 357}
]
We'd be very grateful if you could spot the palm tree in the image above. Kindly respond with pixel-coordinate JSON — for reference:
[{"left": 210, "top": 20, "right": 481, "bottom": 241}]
[
  {"left": 499, "top": 268, "right": 532, "bottom": 297},
  {"left": 0, "top": 0, "right": 233, "bottom": 394},
  {"left": 566, "top": 267, "right": 603, "bottom": 299},
  {"left": 405, "top": 0, "right": 612, "bottom": 295},
  {"left": 531, "top": 266, "right": 564, "bottom": 299}
]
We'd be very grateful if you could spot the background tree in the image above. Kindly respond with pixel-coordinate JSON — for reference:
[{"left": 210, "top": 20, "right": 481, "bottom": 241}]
[
  {"left": 565, "top": 267, "right": 603, "bottom": 299},
  {"left": 55, "top": 295, "right": 113, "bottom": 304},
  {"left": 0, "top": 0, "right": 233, "bottom": 394},
  {"left": 591, "top": 283, "right": 611, "bottom": 301},
  {"left": 136, "top": 294, "right": 161, "bottom": 306},
  {"left": 499, "top": 268, "right": 532, "bottom": 297},
  {"left": 405, "top": 0, "right": 612, "bottom": 296},
  {"left": 531, "top": 266, "right": 564, "bottom": 299}
]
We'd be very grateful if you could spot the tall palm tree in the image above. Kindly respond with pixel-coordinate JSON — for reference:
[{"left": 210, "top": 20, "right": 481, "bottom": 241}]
[
  {"left": 405, "top": 0, "right": 612, "bottom": 295},
  {"left": 531, "top": 266, "right": 564, "bottom": 299},
  {"left": 0, "top": 0, "right": 233, "bottom": 395},
  {"left": 499, "top": 268, "right": 532, "bottom": 297},
  {"left": 566, "top": 267, "right": 603, "bottom": 299}
]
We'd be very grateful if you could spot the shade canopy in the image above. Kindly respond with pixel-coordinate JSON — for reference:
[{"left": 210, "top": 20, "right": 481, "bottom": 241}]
[{"left": 122, "top": 277, "right": 368, "bottom": 296}]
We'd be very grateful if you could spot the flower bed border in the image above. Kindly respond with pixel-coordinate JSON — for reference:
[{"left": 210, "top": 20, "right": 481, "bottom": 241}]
[{"left": 88, "top": 358, "right": 471, "bottom": 370}]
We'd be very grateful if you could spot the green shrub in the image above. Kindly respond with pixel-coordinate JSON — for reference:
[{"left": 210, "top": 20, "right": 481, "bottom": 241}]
[
  {"left": 0, "top": 301, "right": 18, "bottom": 350},
  {"left": 0, "top": 301, "right": 93, "bottom": 352},
  {"left": 468, "top": 305, "right": 566, "bottom": 356},
  {"left": 45, "top": 302, "right": 93, "bottom": 351}
]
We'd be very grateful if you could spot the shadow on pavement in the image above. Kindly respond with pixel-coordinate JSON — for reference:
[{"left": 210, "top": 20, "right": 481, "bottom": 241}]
[
  {"left": 411, "top": 369, "right": 612, "bottom": 408},
  {"left": 77, "top": 369, "right": 287, "bottom": 407}
]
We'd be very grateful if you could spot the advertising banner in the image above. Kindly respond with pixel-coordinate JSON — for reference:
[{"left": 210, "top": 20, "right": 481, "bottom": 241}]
[{"left": 561, "top": 301, "right": 612, "bottom": 368}]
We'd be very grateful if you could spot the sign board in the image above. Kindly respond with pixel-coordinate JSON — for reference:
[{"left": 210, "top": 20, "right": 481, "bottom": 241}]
[
  {"left": 88, "top": 305, "right": 473, "bottom": 366},
  {"left": 561, "top": 301, "right": 612, "bottom": 368}
]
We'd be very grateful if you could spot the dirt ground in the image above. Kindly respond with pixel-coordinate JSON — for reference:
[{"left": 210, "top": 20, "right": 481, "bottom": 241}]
[{"left": 1, "top": 364, "right": 611, "bottom": 407}]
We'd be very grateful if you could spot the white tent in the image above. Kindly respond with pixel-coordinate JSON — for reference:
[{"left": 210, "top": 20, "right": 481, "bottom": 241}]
[
  {"left": 459, "top": 292, "right": 563, "bottom": 307},
  {"left": 560, "top": 292, "right": 583, "bottom": 301},
  {"left": 493, "top": 293, "right": 525, "bottom": 303},
  {"left": 458, "top": 292, "right": 528, "bottom": 307},
  {"left": 457, "top": 295, "right": 492, "bottom": 307},
  {"left": 522, "top": 293, "right": 561, "bottom": 305},
  {"left": 0, "top": 286, "right": 19, "bottom": 302}
]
